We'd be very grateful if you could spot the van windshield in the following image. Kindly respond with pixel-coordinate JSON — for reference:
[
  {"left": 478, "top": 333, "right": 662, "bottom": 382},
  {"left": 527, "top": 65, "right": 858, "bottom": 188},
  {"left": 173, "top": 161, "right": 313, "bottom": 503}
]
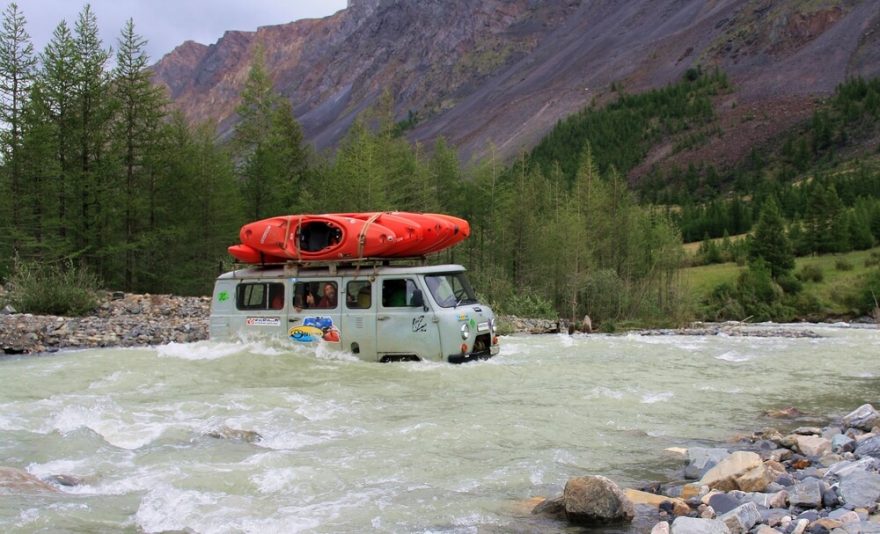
[{"left": 424, "top": 272, "right": 477, "bottom": 308}]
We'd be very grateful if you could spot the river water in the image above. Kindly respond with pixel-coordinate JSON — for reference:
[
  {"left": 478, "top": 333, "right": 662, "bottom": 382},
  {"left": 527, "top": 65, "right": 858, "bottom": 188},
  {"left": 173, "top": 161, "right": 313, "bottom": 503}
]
[{"left": 1, "top": 324, "right": 878, "bottom": 533}]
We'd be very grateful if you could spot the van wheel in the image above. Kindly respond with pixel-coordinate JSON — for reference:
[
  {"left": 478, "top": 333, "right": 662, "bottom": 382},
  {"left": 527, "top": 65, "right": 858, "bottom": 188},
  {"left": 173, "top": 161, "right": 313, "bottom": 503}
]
[{"left": 380, "top": 355, "right": 421, "bottom": 363}]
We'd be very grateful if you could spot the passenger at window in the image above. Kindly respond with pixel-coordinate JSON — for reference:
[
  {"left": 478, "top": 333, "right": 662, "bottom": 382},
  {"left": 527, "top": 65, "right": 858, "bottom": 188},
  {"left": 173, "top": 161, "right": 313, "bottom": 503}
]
[{"left": 317, "top": 283, "right": 337, "bottom": 308}]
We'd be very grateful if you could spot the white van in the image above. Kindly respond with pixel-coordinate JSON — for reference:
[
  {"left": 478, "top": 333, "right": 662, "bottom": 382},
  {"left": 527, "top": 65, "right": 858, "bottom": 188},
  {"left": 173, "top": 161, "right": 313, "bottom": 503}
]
[{"left": 209, "top": 262, "right": 500, "bottom": 363}]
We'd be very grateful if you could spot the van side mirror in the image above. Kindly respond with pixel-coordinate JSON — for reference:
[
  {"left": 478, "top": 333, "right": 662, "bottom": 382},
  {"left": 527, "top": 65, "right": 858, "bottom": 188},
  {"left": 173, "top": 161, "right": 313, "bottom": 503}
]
[{"left": 411, "top": 289, "right": 425, "bottom": 309}]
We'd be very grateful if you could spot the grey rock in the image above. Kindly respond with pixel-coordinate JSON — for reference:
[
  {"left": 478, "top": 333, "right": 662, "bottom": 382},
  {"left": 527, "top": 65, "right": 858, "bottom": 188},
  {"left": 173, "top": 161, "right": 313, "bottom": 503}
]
[
  {"left": 826, "top": 458, "right": 880, "bottom": 480},
  {"left": 709, "top": 493, "right": 744, "bottom": 515},
  {"left": 838, "top": 470, "right": 880, "bottom": 508},
  {"left": 790, "top": 480, "right": 824, "bottom": 509},
  {"left": 854, "top": 436, "right": 880, "bottom": 459},
  {"left": 833, "top": 435, "right": 857, "bottom": 454},
  {"left": 671, "top": 516, "right": 732, "bottom": 534},
  {"left": 844, "top": 405, "right": 880, "bottom": 432},
  {"left": 718, "top": 502, "right": 761, "bottom": 534},
  {"left": 797, "top": 510, "right": 820, "bottom": 522},
  {"left": 562, "top": 475, "right": 635, "bottom": 524},
  {"left": 762, "top": 508, "right": 792, "bottom": 527},
  {"left": 0, "top": 304, "right": 16, "bottom": 315}
]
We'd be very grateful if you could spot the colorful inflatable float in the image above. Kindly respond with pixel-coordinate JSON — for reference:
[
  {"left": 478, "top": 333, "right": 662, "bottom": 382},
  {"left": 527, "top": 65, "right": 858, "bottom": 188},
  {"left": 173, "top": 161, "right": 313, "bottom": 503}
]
[{"left": 228, "top": 212, "right": 470, "bottom": 264}]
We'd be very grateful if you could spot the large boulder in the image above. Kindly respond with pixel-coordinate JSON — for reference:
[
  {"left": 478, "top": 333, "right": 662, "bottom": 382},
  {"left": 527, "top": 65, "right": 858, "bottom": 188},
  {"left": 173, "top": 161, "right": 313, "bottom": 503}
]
[
  {"left": 700, "top": 452, "right": 764, "bottom": 491},
  {"left": 562, "top": 475, "right": 635, "bottom": 525},
  {"left": 844, "top": 405, "right": 880, "bottom": 432},
  {"left": 671, "top": 516, "right": 731, "bottom": 534},
  {"left": 0, "top": 466, "right": 60, "bottom": 494},
  {"left": 838, "top": 470, "right": 880, "bottom": 508}
]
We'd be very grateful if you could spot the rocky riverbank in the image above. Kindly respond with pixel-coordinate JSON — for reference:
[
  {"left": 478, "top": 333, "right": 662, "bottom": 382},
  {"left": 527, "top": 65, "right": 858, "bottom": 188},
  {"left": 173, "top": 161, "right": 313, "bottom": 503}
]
[
  {"left": 0, "top": 293, "right": 210, "bottom": 354},
  {"left": 530, "top": 404, "right": 880, "bottom": 533}
]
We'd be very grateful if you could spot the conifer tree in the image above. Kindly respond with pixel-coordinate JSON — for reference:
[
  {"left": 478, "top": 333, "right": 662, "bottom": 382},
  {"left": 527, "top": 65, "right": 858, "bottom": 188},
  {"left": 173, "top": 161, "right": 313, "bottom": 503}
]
[
  {"left": 0, "top": 2, "right": 36, "bottom": 242},
  {"left": 748, "top": 197, "right": 794, "bottom": 278},
  {"left": 110, "top": 18, "right": 167, "bottom": 289}
]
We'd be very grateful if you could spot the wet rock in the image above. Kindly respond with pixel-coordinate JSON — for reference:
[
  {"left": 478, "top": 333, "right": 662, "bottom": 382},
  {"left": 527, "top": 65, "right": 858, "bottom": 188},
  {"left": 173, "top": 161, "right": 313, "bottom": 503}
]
[
  {"left": 626, "top": 489, "right": 691, "bottom": 516},
  {"left": 844, "top": 405, "right": 880, "bottom": 432},
  {"left": 531, "top": 496, "right": 565, "bottom": 518},
  {"left": 206, "top": 426, "right": 263, "bottom": 444},
  {"left": 671, "top": 516, "right": 731, "bottom": 534},
  {"left": 838, "top": 471, "right": 880, "bottom": 508},
  {"left": 47, "top": 474, "right": 83, "bottom": 487},
  {"left": 765, "top": 407, "right": 804, "bottom": 419},
  {"left": 0, "top": 466, "right": 60, "bottom": 494},
  {"left": 562, "top": 475, "right": 635, "bottom": 525},
  {"left": 719, "top": 502, "right": 762, "bottom": 534},
  {"left": 795, "top": 428, "right": 825, "bottom": 437}
]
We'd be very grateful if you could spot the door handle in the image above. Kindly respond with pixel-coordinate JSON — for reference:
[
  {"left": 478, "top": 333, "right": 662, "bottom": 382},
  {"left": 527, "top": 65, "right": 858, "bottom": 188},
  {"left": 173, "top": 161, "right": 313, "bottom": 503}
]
[{"left": 377, "top": 315, "right": 391, "bottom": 321}]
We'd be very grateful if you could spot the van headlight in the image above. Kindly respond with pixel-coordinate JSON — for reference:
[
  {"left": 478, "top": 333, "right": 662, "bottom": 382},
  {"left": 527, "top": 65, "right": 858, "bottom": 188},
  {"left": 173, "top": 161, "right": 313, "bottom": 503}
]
[{"left": 460, "top": 323, "right": 470, "bottom": 340}]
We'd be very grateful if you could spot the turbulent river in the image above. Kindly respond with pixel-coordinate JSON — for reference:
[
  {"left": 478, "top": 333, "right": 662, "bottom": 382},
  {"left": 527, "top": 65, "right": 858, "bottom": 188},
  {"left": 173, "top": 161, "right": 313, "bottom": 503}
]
[{"left": 1, "top": 324, "right": 879, "bottom": 533}]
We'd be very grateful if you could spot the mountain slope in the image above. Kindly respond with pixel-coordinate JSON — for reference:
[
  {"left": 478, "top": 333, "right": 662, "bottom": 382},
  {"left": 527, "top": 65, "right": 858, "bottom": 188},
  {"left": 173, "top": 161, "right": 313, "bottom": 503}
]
[{"left": 151, "top": 0, "right": 880, "bottom": 164}]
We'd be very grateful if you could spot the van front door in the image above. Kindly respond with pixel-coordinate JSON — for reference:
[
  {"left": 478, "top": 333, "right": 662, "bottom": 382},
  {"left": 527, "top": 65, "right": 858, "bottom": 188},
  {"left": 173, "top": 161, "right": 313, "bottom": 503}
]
[{"left": 376, "top": 277, "right": 442, "bottom": 361}]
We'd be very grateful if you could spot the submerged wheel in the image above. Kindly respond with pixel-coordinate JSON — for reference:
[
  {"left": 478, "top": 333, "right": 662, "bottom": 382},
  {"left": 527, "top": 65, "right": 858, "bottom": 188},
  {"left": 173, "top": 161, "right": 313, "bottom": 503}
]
[{"left": 379, "top": 355, "right": 421, "bottom": 363}]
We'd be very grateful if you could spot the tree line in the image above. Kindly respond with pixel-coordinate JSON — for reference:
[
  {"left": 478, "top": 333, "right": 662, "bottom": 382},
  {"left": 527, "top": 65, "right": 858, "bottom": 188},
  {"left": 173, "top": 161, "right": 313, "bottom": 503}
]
[{"left": 0, "top": 3, "right": 688, "bottom": 326}]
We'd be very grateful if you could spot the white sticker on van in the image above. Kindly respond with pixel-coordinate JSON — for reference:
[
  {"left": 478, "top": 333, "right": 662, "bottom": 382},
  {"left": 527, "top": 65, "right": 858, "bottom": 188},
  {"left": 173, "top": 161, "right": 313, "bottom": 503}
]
[{"left": 246, "top": 317, "right": 281, "bottom": 327}]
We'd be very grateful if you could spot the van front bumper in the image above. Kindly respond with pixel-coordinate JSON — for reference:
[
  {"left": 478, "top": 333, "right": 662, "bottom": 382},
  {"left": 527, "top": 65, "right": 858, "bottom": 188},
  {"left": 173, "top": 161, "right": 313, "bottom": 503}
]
[{"left": 447, "top": 343, "right": 499, "bottom": 364}]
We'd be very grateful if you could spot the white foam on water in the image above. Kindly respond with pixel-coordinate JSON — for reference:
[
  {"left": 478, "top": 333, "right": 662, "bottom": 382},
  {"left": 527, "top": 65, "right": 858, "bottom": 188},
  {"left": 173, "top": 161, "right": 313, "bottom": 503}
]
[
  {"left": 641, "top": 391, "right": 674, "bottom": 404},
  {"left": 257, "top": 427, "right": 364, "bottom": 450},
  {"left": 314, "top": 343, "right": 361, "bottom": 362},
  {"left": 26, "top": 458, "right": 91, "bottom": 480},
  {"left": 284, "top": 393, "right": 351, "bottom": 421},
  {"left": 715, "top": 350, "right": 754, "bottom": 362},
  {"left": 558, "top": 334, "right": 575, "bottom": 348},
  {"left": 87, "top": 370, "right": 126, "bottom": 390},
  {"left": 586, "top": 386, "right": 625, "bottom": 400},
  {"left": 50, "top": 403, "right": 168, "bottom": 450},
  {"left": 135, "top": 484, "right": 233, "bottom": 534},
  {"left": 251, "top": 467, "right": 299, "bottom": 494},
  {"left": 157, "top": 340, "right": 254, "bottom": 360}
]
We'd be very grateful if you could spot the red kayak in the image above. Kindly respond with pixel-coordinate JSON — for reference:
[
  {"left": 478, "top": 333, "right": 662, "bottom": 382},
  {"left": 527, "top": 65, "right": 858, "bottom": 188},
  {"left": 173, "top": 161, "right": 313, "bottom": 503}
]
[
  {"left": 228, "top": 244, "right": 288, "bottom": 264},
  {"left": 229, "top": 212, "right": 471, "bottom": 264},
  {"left": 239, "top": 214, "right": 398, "bottom": 260}
]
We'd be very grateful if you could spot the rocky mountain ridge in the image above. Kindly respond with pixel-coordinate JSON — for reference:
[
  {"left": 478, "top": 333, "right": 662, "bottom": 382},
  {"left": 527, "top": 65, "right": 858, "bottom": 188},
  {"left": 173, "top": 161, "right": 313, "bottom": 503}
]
[{"left": 151, "top": 0, "right": 880, "bottom": 165}]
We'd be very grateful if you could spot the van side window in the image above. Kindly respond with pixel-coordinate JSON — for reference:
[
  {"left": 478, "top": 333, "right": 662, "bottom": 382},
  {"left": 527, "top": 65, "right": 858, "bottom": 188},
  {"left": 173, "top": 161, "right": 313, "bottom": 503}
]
[
  {"left": 382, "top": 279, "right": 417, "bottom": 307},
  {"left": 347, "top": 281, "right": 372, "bottom": 309},
  {"left": 236, "top": 283, "right": 284, "bottom": 310},
  {"left": 293, "top": 281, "right": 338, "bottom": 309}
]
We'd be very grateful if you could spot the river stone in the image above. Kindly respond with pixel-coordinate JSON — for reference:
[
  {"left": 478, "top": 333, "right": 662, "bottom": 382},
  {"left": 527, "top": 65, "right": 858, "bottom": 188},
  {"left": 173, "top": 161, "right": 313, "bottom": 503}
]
[
  {"left": 687, "top": 449, "right": 733, "bottom": 479},
  {"left": 844, "top": 405, "right": 880, "bottom": 432},
  {"left": 0, "top": 466, "right": 60, "bottom": 494},
  {"left": 828, "top": 510, "right": 862, "bottom": 524},
  {"left": 798, "top": 436, "right": 833, "bottom": 458},
  {"left": 653, "top": 521, "right": 672, "bottom": 534},
  {"left": 708, "top": 493, "right": 743, "bottom": 515},
  {"left": 833, "top": 435, "right": 857, "bottom": 454},
  {"left": 738, "top": 464, "right": 774, "bottom": 492},
  {"left": 718, "top": 502, "right": 762, "bottom": 534},
  {"left": 700, "top": 451, "right": 763, "bottom": 491},
  {"left": 625, "top": 489, "right": 691, "bottom": 517},
  {"left": 756, "top": 526, "right": 782, "bottom": 534},
  {"left": 827, "top": 458, "right": 880, "bottom": 479},
  {"left": 0, "top": 304, "right": 15, "bottom": 314},
  {"left": 855, "top": 436, "right": 880, "bottom": 459},
  {"left": 747, "top": 490, "right": 788, "bottom": 509},
  {"left": 531, "top": 496, "right": 565, "bottom": 518},
  {"left": 671, "top": 516, "right": 731, "bottom": 534},
  {"left": 206, "top": 426, "right": 262, "bottom": 444},
  {"left": 792, "top": 518, "right": 810, "bottom": 534},
  {"left": 789, "top": 480, "right": 824, "bottom": 509},
  {"left": 562, "top": 475, "right": 635, "bottom": 524},
  {"left": 838, "top": 471, "right": 880, "bottom": 508}
]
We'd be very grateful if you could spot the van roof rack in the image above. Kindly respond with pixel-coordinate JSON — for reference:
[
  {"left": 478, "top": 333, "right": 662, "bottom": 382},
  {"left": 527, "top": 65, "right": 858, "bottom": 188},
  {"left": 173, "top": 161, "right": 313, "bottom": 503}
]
[{"left": 229, "top": 256, "right": 431, "bottom": 273}]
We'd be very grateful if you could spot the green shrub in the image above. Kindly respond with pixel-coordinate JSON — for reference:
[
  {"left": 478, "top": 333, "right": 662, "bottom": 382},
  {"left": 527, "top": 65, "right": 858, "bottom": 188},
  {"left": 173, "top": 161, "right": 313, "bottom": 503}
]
[
  {"left": 8, "top": 259, "right": 102, "bottom": 316},
  {"left": 835, "top": 259, "right": 854, "bottom": 271},
  {"left": 796, "top": 264, "right": 824, "bottom": 283},
  {"left": 776, "top": 272, "right": 803, "bottom": 294},
  {"left": 499, "top": 292, "right": 556, "bottom": 319}
]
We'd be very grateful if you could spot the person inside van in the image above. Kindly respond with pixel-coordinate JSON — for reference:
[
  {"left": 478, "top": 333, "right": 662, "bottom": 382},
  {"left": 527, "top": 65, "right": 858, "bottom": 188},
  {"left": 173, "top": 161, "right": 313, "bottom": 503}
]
[
  {"left": 269, "top": 285, "right": 285, "bottom": 310},
  {"left": 317, "top": 282, "right": 337, "bottom": 308}
]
